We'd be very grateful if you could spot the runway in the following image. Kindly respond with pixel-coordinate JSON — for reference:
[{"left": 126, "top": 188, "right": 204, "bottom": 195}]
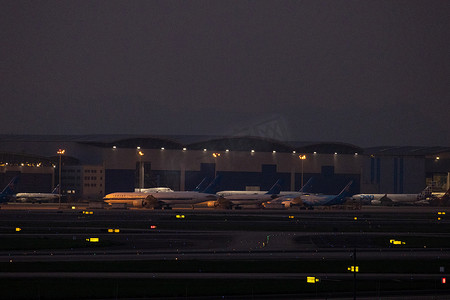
[
  {"left": 1, "top": 204, "right": 449, "bottom": 261},
  {"left": 1, "top": 204, "right": 449, "bottom": 298}
]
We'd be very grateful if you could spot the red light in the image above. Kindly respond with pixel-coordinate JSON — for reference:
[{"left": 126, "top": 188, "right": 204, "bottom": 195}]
[
  {"left": 442, "top": 278, "right": 446, "bottom": 284},
  {"left": 150, "top": 225, "right": 157, "bottom": 229}
]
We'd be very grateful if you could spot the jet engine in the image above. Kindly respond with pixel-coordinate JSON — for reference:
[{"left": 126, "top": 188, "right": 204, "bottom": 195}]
[{"left": 132, "top": 200, "right": 146, "bottom": 208}]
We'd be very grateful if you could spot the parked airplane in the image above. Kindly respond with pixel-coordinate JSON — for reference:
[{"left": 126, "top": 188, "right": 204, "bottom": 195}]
[
  {"left": 430, "top": 188, "right": 450, "bottom": 199},
  {"left": 264, "top": 178, "right": 314, "bottom": 208},
  {"left": 14, "top": 185, "right": 60, "bottom": 203},
  {"left": 104, "top": 176, "right": 221, "bottom": 209},
  {"left": 217, "top": 190, "right": 267, "bottom": 197},
  {"left": 288, "top": 181, "right": 353, "bottom": 208},
  {"left": 431, "top": 187, "right": 450, "bottom": 205},
  {"left": 135, "top": 187, "right": 173, "bottom": 193},
  {"left": 352, "top": 185, "right": 433, "bottom": 206},
  {"left": 135, "top": 178, "right": 207, "bottom": 193},
  {"left": 0, "top": 176, "right": 19, "bottom": 203},
  {"left": 214, "top": 179, "right": 283, "bottom": 209},
  {"left": 218, "top": 180, "right": 302, "bottom": 198}
]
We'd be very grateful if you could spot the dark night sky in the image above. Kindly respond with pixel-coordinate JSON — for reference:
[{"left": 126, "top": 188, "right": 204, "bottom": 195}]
[{"left": 1, "top": 1, "right": 449, "bottom": 146}]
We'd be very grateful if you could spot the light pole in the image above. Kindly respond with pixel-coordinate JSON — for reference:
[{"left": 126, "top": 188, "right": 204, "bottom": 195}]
[
  {"left": 138, "top": 150, "right": 144, "bottom": 189},
  {"left": 299, "top": 155, "right": 306, "bottom": 189},
  {"left": 57, "top": 149, "right": 65, "bottom": 208}
]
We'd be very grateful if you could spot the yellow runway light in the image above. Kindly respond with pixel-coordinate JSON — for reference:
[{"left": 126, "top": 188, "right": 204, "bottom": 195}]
[
  {"left": 390, "top": 239, "right": 405, "bottom": 245},
  {"left": 86, "top": 238, "right": 99, "bottom": 242},
  {"left": 288, "top": 216, "right": 294, "bottom": 219},
  {"left": 307, "top": 276, "right": 320, "bottom": 283},
  {"left": 15, "top": 228, "right": 21, "bottom": 232},
  {"left": 71, "top": 206, "right": 76, "bottom": 210},
  {"left": 348, "top": 266, "right": 359, "bottom": 272},
  {"left": 176, "top": 215, "right": 185, "bottom": 219}
]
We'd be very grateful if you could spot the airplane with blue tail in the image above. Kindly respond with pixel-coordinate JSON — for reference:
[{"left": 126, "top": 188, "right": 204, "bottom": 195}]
[
  {"left": 215, "top": 179, "right": 284, "bottom": 209},
  {"left": 286, "top": 180, "right": 353, "bottom": 208},
  {"left": 0, "top": 176, "right": 20, "bottom": 203}
]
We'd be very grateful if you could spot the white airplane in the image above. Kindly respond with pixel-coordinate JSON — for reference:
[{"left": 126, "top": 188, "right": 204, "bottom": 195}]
[
  {"left": 14, "top": 185, "right": 60, "bottom": 204},
  {"left": 214, "top": 179, "right": 283, "bottom": 209},
  {"left": 218, "top": 180, "right": 305, "bottom": 198},
  {"left": 134, "top": 187, "right": 174, "bottom": 193},
  {"left": 104, "top": 176, "right": 221, "bottom": 209},
  {"left": 217, "top": 190, "right": 267, "bottom": 197},
  {"left": 352, "top": 185, "right": 433, "bottom": 206}
]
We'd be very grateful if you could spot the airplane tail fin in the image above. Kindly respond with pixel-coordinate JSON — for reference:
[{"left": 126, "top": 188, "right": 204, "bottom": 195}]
[
  {"left": 192, "top": 177, "right": 208, "bottom": 192},
  {"left": 0, "top": 176, "right": 19, "bottom": 202},
  {"left": 418, "top": 185, "right": 433, "bottom": 200},
  {"left": 1, "top": 176, "right": 19, "bottom": 195},
  {"left": 299, "top": 177, "right": 314, "bottom": 193},
  {"left": 337, "top": 180, "right": 353, "bottom": 197},
  {"left": 52, "top": 184, "right": 60, "bottom": 194},
  {"left": 327, "top": 180, "right": 353, "bottom": 206},
  {"left": 266, "top": 179, "right": 283, "bottom": 195},
  {"left": 201, "top": 174, "right": 222, "bottom": 194}
]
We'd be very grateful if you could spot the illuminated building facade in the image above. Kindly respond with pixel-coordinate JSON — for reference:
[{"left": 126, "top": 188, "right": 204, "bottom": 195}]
[{"left": 0, "top": 135, "right": 448, "bottom": 200}]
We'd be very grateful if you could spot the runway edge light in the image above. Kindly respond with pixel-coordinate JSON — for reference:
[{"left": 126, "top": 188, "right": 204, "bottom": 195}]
[
  {"left": 86, "top": 238, "right": 99, "bottom": 242},
  {"left": 307, "top": 276, "right": 320, "bottom": 283},
  {"left": 348, "top": 266, "right": 359, "bottom": 272}
]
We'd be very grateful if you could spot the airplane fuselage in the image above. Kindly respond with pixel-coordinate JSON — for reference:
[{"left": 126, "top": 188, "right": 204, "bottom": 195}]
[
  {"left": 150, "top": 191, "right": 217, "bottom": 204},
  {"left": 221, "top": 194, "right": 277, "bottom": 206},
  {"left": 103, "top": 191, "right": 217, "bottom": 207},
  {"left": 352, "top": 194, "right": 425, "bottom": 205},
  {"left": 299, "top": 194, "right": 338, "bottom": 206},
  {"left": 103, "top": 192, "right": 149, "bottom": 205},
  {"left": 14, "top": 193, "right": 59, "bottom": 202}
]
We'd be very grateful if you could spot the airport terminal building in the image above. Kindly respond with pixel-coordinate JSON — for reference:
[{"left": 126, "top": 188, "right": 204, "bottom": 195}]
[{"left": 0, "top": 135, "right": 449, "bottom": 201}]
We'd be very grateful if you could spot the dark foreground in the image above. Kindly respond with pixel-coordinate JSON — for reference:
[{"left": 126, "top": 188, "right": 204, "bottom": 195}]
[{"left": 0, "top": 205, "right": 449, "bottom": 299}]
